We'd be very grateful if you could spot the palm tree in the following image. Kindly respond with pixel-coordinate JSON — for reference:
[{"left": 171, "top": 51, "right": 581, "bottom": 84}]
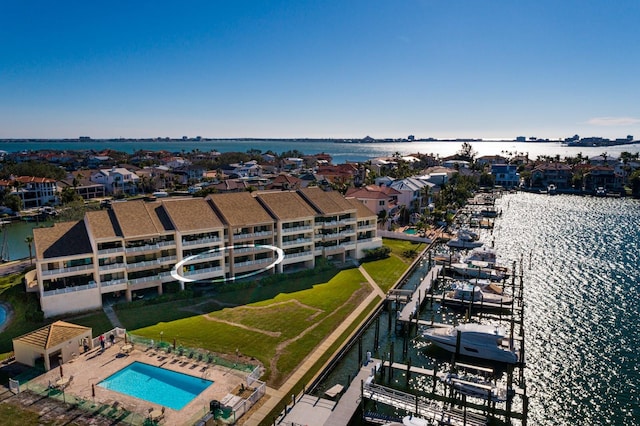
[{"left": 25, "top": 236, "right": 33, "bottom": 265}]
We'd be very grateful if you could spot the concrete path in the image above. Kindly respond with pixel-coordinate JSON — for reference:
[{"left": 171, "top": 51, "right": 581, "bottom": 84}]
[
  {"left": 102, "top": 304, "right": 124, "bottom": 329},
  {"left": 243, "top": 267, "right": 386, "bottom": 426}
]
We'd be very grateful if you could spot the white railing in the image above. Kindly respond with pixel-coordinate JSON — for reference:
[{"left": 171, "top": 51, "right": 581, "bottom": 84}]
[
  {"left": 100, "top": 278, "right": 127, "bottom": 287},
  {"left": 97, "top": 247, "right": 124, "bottom": 255},
  {"left": 43, "top": 281, "right": 97, "bottom": 297},
  {"left": 99, "top": 262, "right": 126, "bottom": 271},
  {"left": 339, "top": 217, "right": 357, "bottom": 225},
  {"left": 281, "top": 225, "right": 312, "bottom": 234},
  {"left": 125, "top": 243, "right": 159, "bottom": 253},
  {"left": 285, "top": 251, "right": 313, "bottom": 259},
  {"left": 127, "top": 256, "right": 177, "bottom": 269},
  {"left": 184, "top": 266, "right": 223, "bottom": 277},
  {"left": 234, "top": 258, "right": 272, "bottom": 268},
  {"left": 128, "top": 275, "right": 160, "bottom": 285},
  {"left": 184, "top": 251, "right": 223, "bottom": 262},
  {"left": 282, "top": 238, "right": 312, "bottom": 246},
  {"left": 41, "top": 263, "right": 94, "bottom": 276},
  {"left": 182, "top": 236, "right": 221, "bottom": 246},
  {"left": 157, "top": 240, "right": 175, "bottom": 248}
]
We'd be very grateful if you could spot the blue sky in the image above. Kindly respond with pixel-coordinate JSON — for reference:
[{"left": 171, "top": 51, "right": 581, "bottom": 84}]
[{"left": 1, "top": 1, "right": 639, "bottom": 140}]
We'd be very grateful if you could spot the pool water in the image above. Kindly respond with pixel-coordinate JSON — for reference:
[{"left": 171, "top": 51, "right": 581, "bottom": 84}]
[
  {"left": 403, "top": 228, "right": 418, "bottom": 234},
  {"left": 98, "top": 362, "right": 213, "bottom": 410},
  {"left": 0, "top": 305, "right": 6, "bottom": 327}
]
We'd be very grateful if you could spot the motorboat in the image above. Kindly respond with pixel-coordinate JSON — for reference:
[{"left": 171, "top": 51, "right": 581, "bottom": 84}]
[
  {"left": 422, "top": 323, "right": 519, "bottom": 364},
  {"left": 444, "top": 282, "right": 512, "bottom": 306},
  {"left": 447, "top": 229, "right": 483, "bottom": 249},
  {"left": 547, "top": 184, "right": 557, "bottom": 195},
  {"left": 437, "top": 372, "right": 507, "bottom": 402},
  {"left": 450, "top": 261, "right": 504, "bottom": 281},
  {"left": 462, "top": 246, "right": 497, "bottom": 265}
]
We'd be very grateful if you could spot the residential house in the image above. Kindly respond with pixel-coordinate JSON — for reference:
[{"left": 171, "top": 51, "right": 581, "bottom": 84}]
[
  {"left": 90, "top": 167, "right": 140, "bottom": 195},
  {"left": 490, "top": 164, "right": 520, "bottom": 188},
  {"left": 0, "top": 176, "right": 59, "bottom": 208},
  {"left": 345, "top": 185, "right": 401, "bottom": 216},
  {"left": 530, "top": 163, "right": 573, "bottom": 189}
]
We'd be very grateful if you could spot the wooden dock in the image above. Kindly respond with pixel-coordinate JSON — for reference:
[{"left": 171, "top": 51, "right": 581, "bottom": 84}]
[
  {"left": 397, "top": 265, "right": 443, "bottom": 323},
  {"left": 323, "top": 360, "right": 376, "bottom": 426}
]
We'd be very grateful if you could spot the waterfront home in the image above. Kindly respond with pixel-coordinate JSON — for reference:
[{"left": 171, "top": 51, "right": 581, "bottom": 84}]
[
  {"left": 490, "top": 164, "right": 520, "bottom": 188},
  {"left": 345, "top": 185, "right": 401, "bottom": 216},
  {"left": 389, "top": 177, "right": 433, "bottom": 213},
  {"left": 31, "top": 189, "right": 381, "bottom": 318},
  {"left": 90, "top": 167, "right": 140, "bottom": 195},
  {"left": 530, "top": 163, "right": 573, "bottom": 189},
  {"left": 582, "top": 166, "right": 623, "bottom": 193},
  {"left": 0, "top": 175, "right": 59, "bottom": 208},
  {"left": 58, "top": 171, "right": 107, "bottom": 200}
]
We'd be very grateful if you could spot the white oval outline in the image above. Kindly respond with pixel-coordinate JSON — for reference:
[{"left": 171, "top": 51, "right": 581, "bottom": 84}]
[{"left": 170, "top": 244, "right": 285, "bottom": 283}]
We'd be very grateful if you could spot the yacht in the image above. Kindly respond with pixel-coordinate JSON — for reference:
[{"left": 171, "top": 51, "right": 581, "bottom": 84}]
[
  {"left": 422, "top": 323, "right": 519, "bottom": 364},
  {"left": 450, "top": 260, "right": 504, "bottom": 281},
  {"left": 437, "top": 372, "right": 507, "bottom": 402},
  {"left": 447, "top": 229, "right": 483, "bottom": 249},
  {"left": 444, "top": 282, "right": 512, "bottom": 306}
]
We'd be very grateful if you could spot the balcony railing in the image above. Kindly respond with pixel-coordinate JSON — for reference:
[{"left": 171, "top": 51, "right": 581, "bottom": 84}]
[
  {"left": 43, "top": 281, "right": 97, "bottom": 297},
  {"left": 41, "top": 263, "right": 94, "bottom": 277},
  {"left": 182, "top": 236, "right": 221, "bottom": 247},
  {"left": 183, "top": 266, "right": 224, "bottom": 277},
  {"left": 285, "top": 251, "right": 313, "bottom": 259},
  {"left": 100, "top": 278, "right": 127, "bottom": 287},
  {"left": 128, "top": 275, "right": 161, "bottom": 286},
  {"left": 282, "top": 238, "right": 312, "bottom": 247},
  {"left": 127, "top": 256, "right": 177, "bottom": 270},
  {"left": 97, "top": 247, "right": 124, "bottom": 255},
  {"left": 234, "top": 258, "right": 272, "bottom": 268},
  {"left": 281, "top": 225, "right": 312, "bottom": 234},
  {"left": 183, "top": 251, "right": 224, "bottom": 262},
  {"left": 99, "top": 262, "right": 126, "bottom": 271}
]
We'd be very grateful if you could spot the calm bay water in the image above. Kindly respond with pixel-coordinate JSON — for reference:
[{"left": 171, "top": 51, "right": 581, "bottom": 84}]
[
  {"left": 313, "top": 193, "right": 639, "bottom": 425},
  {"left": 492, "top": 192, "right": 640, "bottom": 425},
  {"left": 2, "top": 139, "right": 640, "bottom": 163}
]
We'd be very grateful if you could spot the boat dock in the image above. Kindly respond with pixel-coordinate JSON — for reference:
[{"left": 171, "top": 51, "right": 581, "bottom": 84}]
[{"left": 394, "top": 265, "right": 443, "bottom": 323}]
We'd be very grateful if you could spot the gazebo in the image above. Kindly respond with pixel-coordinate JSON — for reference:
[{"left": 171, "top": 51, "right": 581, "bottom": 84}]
[{"left": 12, "top": 321, "right": 92, "bottom": 371}]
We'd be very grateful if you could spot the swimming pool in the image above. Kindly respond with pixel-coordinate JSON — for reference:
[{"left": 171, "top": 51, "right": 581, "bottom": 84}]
[
  {"left": 98, "top": 362, "right": 213, "bottom": 410},
  {"left": 403, "top": 228, "right": 418, "bottom": 234},
  {"left": 0, "top": 304, "right": 7, "bottom": 329}
]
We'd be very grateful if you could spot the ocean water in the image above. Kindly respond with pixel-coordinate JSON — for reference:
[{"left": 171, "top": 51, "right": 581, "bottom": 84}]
[
  {"left": 313, "top": 192, "right": 639, "bottom": 425},
  {"left": 491, "top": 192, "right": 640, "bottom": 425},
  {"left": 2, "top": 139, "right": 640, "bottom": 163}
]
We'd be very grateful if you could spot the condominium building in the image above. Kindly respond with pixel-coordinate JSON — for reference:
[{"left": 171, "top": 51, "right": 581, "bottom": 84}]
[{"left": 32, "top": 188, "right": 382, "bottom": 318}]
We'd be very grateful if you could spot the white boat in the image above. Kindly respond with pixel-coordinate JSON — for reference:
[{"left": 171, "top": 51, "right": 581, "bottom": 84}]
[
  {"left": 547, "top": 184, "right": 557, "bottom": 195},
  {"left": 450, "top": 261, "right": 504, "bottom": 281},
  {"left": 444, "top": 282, "right": 512, "bottom": 306},
  {"left": 402, "top": 415, "right": 432, "bottom": 426},
  {"left": 422, "top": 323, "right": 519, "bottom": 364},
  {"left": 447, "top": 229, "right": 483, "bottom": 249},
  {"left": 438, "top": 372, "right": 507, "bottom": 402},
  {"left": 462, "top": 246, "right": 497, "bottom": 265}
]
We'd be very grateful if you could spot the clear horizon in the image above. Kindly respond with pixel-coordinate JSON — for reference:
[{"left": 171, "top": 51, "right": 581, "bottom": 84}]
[{"left": 2, "top": 1, "right": 639, "bottom": 140}]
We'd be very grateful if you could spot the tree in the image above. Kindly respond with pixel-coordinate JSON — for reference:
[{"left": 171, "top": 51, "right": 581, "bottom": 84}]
[
  {"left": 25, "top": 236, "right": 34, "bottom": 265},
  {"left": 457, "top": 142, "right": 476, "bottom": 162},
  {"left": 4, "top": 193, "right": 22, "bottom": 213},
  {"left": 61, "top": 186, "right": 82, "bottom": 204},
  {"left": 630, "top": 170, "right": 640, "bottom": 198}
]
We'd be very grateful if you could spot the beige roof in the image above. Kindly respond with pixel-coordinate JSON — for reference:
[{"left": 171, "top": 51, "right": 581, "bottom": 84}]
[
  {"left": 13, "top": 321, "right": 91, "bottom": 350},
  {"left": 110, "top": 200, "right": 173, "bottom": 238},
  {"left": 346, "top": 197, "right": 377, "bottom": 219},
  {"left": 85, "top": 210, "right": 121, "bottom": 240},
  {"left": 33, "top": 221, "right": 92, "bottom": 259},
  {"left": 256, "top": 191, "right": 317, "bottom": 220},
  {"left": 207, "top": 192, "right": 273, "bottom": 227},
  {"left": 298, "top": 187, "right": 356, "bottom": 215},
  {"left": 161, "top": 198, "right": 224, "bottom": 232}
]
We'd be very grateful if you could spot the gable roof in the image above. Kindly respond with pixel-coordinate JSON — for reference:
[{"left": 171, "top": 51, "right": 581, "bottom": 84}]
[
  {"left": 208, "top": 192, "right": 273, "bottom": 227},
  {"left": 33, "top": 221, "right": 93, "bottom": 259},
  {"left": 256, "top": 191, "right": 317, "bottom": 220},
  {"left": 298, "top": 187, "right": 356, "bottom": 215},
  {"left": 13, "top": 321, "right": 90, "bottom": 350},
  {"left": 110, "top": 200, "right": 174, "bottom": 238},
  {"left": 161, "top": 198, "right": 224, "bottom": 232}
]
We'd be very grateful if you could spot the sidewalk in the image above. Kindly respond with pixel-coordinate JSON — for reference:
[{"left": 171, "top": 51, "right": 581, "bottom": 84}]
[{"left": 243, "top": 266, "right": 384, "bottom": 426}]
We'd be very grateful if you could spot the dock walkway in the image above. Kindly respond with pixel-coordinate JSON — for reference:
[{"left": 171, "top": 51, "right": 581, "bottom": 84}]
[{"left": 397, "top": 265, "right": 442, "bottom": 323}]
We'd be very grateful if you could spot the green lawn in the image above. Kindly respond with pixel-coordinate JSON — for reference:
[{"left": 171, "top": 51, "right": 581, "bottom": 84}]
[
  {"left": 0, "top": 404, "right": 49, "bottom": 426},
  {"left": 131, "top": 267, "right": 370, "bottom": 387},
  {"left": 361, "top": 238, "right": 425, "bottom": 292}
]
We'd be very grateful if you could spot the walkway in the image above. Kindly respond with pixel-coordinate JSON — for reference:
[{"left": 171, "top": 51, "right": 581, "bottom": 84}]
[
  {"left": 243, "top": 265, "right": 387, "bottom": 426},
  {"left": 102, "top": 304, "right": 124, "bottom": 329}
]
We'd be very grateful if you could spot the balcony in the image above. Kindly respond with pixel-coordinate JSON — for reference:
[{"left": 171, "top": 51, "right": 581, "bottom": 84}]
[
  {"left": 183, "top": 251, "right": 224, "bottom": 262},
  {"left": 98, "top": 262, "right": 126, "bottom": 272},
  {"left": 41, "top": 263, "right": 94, "bottom": 277},
  {"left": 100, "top": 278, "right": 127, "bottom": 287},
  {"left": 234, "top": 258, "right": 273, "bottom": 268},
  {"left": 182, "top": 236, "right": 221, "bottom": 247},
  {"left": 128, "top": 275, "right": 161, "bottom": 286},
  {"left": 43, "top": 281, "right": 97, "bottom": 297},
  {"left": 97, "top": 246, "right": 124, "bottom": 255},
  {"left": 127, "top": 255, "right": 177, "bottom": 270},
  {"left": 285, "top": 251, "right": 313, "bottom": 259},
  {"left": 282, "top": 238, "right": 312, "bottom": 247},
  {"left": 183, "top": 266, "right": 224, "bottom": 277},
  {"left": 281, "top": 225, "right": 312, "bottom": 234}
]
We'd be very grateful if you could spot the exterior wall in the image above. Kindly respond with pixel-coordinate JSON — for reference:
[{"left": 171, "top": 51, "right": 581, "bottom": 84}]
[
  {"left": 13, "top": 341, "right": 41, "bottom": 368},
  {"left": 41, "top": 287, "right": 102, "bottom": 318}
]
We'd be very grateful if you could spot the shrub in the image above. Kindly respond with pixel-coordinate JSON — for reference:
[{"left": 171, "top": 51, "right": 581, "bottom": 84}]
[{"left": 363, "top": 246, "right": 391, "bottom": 261}]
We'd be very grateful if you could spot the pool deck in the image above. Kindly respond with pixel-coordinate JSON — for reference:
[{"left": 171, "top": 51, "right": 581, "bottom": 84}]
[{"left": 29, "top": 340, "right": 247, "bottom": 425}]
